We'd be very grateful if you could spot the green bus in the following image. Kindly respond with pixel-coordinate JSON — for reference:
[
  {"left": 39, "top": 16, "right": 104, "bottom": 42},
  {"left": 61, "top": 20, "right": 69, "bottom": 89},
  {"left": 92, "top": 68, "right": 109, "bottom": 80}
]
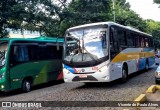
[{"left": 0, "top": 36, "right": 64, "bottom": 92}]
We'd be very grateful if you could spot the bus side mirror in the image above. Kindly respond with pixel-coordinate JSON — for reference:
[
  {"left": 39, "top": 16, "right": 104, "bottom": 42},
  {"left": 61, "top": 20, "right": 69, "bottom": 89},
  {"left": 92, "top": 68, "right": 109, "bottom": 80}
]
[{"left": 57, "top": 42, "right": 59, "bottom": 50}]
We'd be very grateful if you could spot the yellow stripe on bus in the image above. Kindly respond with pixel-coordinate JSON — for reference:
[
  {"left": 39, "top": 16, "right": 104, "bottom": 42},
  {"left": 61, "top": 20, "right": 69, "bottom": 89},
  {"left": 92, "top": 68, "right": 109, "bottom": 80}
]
[{"left": 111, "top": 52, "right": 154, "bottom": 63}]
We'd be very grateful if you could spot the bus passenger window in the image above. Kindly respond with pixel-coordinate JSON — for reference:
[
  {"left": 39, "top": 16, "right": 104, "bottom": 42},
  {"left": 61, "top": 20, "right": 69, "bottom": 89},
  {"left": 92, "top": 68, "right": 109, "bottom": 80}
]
[
  {"left": 140, "top": 37, "right": 145, "bottom": 47},
  {"left": 15, "top": 46, "right": 29, "bottom": 62},
  {"left": 10, "top": 45, "right": 29, "bottom": 66},
  {"left": 127, "top": 32, "right": 134, "bottom": 47},
  {"left": 149, "top": 38, "right": 153, "bottom": 47},
  {"left": 144, "top": 37, "right": 149, "bottom": 47},
  {"left": 134, "top": 35, "right": 138, "bottom": 47},
  {"left": 117, "top": 30, "right": 126, "bottom": 46}
]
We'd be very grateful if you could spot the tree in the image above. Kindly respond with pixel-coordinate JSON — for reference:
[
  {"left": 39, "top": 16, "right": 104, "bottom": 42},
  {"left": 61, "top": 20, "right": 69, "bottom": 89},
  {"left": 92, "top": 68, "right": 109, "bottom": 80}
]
[
  {"left": 146, "top": 20, "right": 160, "bottom": 41},
  {"left": 0, "top": 0, "right": 66, "bottom": 37},
  {"left": 154, "top": 0, "right": 160, "bottom": 4},
  {"left": 0, "top": 0, "right": 19, "bottom": 37},
  {"left": 60, "top": 0, "right": 148, "bottom": 34},
  {"left": 113, "top": 0, "right": 147, "bottom": 32},
  {"left": 59, "top": 0, "right": 112, "bottom": 34},
  {"left": 0, "top": 0, "right": 151, "bottom": 38},
  {"left": 16, "top": 0, "right": 63, "bottom": 37}
]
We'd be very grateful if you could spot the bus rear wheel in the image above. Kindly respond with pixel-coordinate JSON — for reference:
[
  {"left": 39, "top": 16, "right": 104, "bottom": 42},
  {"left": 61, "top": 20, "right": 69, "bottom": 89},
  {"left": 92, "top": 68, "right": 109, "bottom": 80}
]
[
  {"left": 145, "top": 61, "right": 149, "bottom": 71},
  {"left": 121, "top": 65, "right": 128, "bottom": 83},
  {"left": 22, "top": 79, "right": 31, "bottom": 92}
]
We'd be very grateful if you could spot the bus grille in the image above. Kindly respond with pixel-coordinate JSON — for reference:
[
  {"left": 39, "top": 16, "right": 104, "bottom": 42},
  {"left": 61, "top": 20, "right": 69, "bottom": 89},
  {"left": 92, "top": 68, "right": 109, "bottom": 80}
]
[{"left": 72, "top": 76, "right": 98, "bottom": 81}]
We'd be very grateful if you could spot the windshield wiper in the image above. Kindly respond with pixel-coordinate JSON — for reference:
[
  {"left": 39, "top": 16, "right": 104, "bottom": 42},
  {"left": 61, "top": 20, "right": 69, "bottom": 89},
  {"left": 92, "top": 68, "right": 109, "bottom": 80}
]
[
  {"left": 69, "top": 44, "right": 98, "bottom": 64},
  {"left": 83, "top": 47, "right": 98, "bottom": 62}
]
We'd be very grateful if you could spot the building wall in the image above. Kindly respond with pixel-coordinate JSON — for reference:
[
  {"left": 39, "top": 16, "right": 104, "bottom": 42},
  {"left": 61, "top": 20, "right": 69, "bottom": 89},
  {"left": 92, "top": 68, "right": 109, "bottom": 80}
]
[{"left": 7, "top": 28, "right": 41, "bottom": 38}]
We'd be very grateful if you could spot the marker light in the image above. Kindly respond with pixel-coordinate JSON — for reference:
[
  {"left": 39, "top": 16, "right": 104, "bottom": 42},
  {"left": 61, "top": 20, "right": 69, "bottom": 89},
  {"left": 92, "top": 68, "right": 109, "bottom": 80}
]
[{"left": 1, "top": 85, "right": 4, "bottom": 89}]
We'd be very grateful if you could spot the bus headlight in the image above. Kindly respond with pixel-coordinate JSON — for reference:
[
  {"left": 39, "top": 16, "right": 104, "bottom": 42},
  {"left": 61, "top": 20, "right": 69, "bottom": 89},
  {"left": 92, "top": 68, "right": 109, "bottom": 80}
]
[
  {"left": 98, "top": 66, "right": 107, "bottom": 72},
  {"left": 1, "top": 85, "right": 4, "bottom": 89},
  {"left": 0, "top": 73, "right": 5, "bottom": 79},
  {"left": 63, "top": 68, "right": 70, "bottom": 74},
  {"left": 156, "top": 72, "right": 159, "bottom": 77}
]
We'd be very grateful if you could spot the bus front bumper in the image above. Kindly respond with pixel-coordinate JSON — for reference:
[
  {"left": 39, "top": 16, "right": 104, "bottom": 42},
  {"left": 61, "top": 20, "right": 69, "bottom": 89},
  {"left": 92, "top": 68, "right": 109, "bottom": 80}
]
[{"left": 63, "top": 69, "right": 111, "bottom": 82}]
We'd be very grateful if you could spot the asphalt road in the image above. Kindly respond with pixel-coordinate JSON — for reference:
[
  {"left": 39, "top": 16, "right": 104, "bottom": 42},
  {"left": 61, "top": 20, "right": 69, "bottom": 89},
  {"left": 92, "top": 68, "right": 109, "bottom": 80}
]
[{"left": 0, "top": 65, "right": 158, "bottom": 110}]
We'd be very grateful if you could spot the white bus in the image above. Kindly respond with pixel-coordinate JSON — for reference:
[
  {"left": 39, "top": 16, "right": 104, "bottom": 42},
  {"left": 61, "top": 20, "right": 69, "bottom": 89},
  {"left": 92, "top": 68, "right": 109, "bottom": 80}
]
[{"left": 63, "top": 22, "right": 155, "bottom": 83}]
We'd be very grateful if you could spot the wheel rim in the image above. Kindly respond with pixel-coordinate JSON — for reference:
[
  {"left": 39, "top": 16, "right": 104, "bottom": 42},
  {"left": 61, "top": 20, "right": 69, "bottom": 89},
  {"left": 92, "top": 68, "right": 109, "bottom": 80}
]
[{"left": 26, "top": 81, "right": 30, "bottom": 91}]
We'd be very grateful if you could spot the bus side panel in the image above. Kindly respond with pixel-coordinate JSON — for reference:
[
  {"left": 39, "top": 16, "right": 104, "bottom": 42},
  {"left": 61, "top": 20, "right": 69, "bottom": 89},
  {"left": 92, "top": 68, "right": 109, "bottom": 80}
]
[
  {"left": 126, "top": 59, "right": 137, "bottom": 74},
  {"left": 47, "top": 60, "right": 62, "bottom": 81},
  {"left": 34, "top": 60, "right": 62, "bottom": 84},
  {"left": 111, "top": 48, "right": 154, "bottom": 75},
  {"left": 10, "top": 60, "right": 62, "bottom": 90},
  {"left": 9, "top": 62, "right": 43, "bottom": 90},
  {"left": 148, "top": 57, "right": 155, "bottom": 68},
  {"left": 109, "top": 62, "right": 122, "bottom": 81},
  {"left": 143, "top": 48, "right": 155, "bottom": 68},
  {"left": 138, "top": 58, "right": 146, "bottom": 70}
]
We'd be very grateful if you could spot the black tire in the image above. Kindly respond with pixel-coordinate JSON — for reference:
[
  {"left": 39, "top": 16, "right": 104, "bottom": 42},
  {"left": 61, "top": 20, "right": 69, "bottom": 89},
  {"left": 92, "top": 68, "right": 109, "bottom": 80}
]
[
  {"left": 22, "top": 79, "right": 31, "bottom": 92},
  {"left": 84, "top": 82, "right": 93, "bottom": 86},
  {"left": 155, "top": 79, "right": 160, "bottom": 84},
  {"left": 121, "top": 65, "right": 128, "bottom": 83},
  {"left": 145, "top": 61, "right": 149, "bottom": 71}
]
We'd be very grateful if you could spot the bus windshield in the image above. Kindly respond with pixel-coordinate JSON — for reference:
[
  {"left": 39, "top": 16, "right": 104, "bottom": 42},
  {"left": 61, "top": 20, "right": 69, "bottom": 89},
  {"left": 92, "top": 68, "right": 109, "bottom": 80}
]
[
  {"left": 64, "top": 27, "right": 108, "bottom": 63},
  {"left": 0, "top": 41, "right": 8, "bottom": 67}
]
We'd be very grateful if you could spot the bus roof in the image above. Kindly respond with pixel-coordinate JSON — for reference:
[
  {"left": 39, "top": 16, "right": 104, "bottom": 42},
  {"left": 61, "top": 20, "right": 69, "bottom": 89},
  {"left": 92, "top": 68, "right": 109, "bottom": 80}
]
[
  {"left": 67, "top": 21, "right": 152, "bottom": 37},
  {"left": 0, "top": 36, "right": 64, "bottom": 43}
]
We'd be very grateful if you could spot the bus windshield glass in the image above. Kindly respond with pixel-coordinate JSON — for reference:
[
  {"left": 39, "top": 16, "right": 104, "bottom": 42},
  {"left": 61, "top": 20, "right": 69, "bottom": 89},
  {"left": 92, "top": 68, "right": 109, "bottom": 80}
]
[
  {"left": 64, "top": 27, "right": 108, "bottom": 63},
  {"left": 0, "top": 41, "right": 8, "bottom": 67}
]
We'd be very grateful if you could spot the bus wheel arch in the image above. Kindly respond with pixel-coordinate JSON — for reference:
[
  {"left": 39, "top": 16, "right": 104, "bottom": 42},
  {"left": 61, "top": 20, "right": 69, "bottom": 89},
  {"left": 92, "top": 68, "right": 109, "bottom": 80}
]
[
  {"left": 121, "top": 62, "right": 128, "bottom": 83},
  {"left": 22, "top": 76, "right": 33, "bottom": 92}
]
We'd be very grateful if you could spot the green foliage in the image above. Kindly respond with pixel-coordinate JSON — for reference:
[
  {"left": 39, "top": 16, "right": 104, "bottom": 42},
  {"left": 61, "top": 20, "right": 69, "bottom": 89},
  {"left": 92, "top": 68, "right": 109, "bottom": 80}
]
[
  {"left": 0, "top": 0, "right": 17, "bottom": 37},
  {"left": 0, "top": 0, "right": 64, "bottom": 37},
  {"left": 0, "top": 0, "right": 159, "bottom": 40},
  {"left": 154, "top": 0, "right": 160, "bottom": 4},
  {"left": 59, "top": 0, "right": 112, "bottom": 34},
  {"left": 146, "top": 20, "right": 160, "bottom": 41},
  {"left": 113, "top": 0, "right": 147, "bottom": 32}
]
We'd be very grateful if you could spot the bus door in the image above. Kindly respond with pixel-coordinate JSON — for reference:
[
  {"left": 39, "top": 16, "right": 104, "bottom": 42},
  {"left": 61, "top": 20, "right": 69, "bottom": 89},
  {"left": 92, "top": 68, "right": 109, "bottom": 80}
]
[
  {"left": 110, "top": 26, "right": 119, "bottom": 59},
  {"left": 9, "top": 45, "right": 30, "bottom": 90},
  {"left": 9, "top": 44, "right": 40, "bottom": 90}
]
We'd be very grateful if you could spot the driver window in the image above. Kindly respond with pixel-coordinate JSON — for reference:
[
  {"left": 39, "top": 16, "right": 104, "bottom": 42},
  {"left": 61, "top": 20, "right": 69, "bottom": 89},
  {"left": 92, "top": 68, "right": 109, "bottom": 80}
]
[{"left": 100, "top": 30, "right": 107, "bottom": 48}]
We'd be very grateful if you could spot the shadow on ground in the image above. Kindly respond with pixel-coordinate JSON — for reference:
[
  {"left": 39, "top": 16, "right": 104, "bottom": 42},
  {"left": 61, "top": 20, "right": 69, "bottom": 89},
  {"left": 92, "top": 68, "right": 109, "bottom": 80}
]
[
  {"left": 74, "top": 68, "right": 154, "bottom": 89},
  {"left": 0, "top": 80, "right": 64, "bottom": 97}
]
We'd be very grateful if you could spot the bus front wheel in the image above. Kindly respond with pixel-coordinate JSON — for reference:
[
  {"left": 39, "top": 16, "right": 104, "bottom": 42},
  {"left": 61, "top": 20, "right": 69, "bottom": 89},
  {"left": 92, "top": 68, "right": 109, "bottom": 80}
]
[
  {"left": 121, "top": 65, "right": 128, "bottom": 83},
  {"left": 22, "top": 79, "right": 31, "bottom": 92},
  {"left": 155, "top": 79, "right": 160, "bottom": 84}
]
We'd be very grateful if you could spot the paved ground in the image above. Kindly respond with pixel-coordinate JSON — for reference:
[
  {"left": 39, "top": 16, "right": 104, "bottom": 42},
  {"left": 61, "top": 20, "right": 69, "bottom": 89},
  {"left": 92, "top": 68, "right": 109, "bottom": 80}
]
[{"left": 0, "top": 66, "right": 157, "bottom": 110}]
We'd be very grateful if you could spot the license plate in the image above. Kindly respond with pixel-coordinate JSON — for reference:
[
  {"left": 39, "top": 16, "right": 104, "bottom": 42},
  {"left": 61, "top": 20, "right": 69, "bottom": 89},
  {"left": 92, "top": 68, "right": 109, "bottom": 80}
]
[{"left": 79, "top": 74, "right": 87, "bottom": 78}]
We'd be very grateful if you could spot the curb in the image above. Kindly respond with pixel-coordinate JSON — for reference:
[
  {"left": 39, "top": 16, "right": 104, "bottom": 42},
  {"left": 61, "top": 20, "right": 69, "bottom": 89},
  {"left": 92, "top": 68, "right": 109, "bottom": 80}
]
[
  {"left": 134, "top": 94, "right": 147, "bottom": 102},
  {"left": 155, "top": 85, "right": 160, "bottom": 90},
  {"left": 146, "top": 85, "right": 156, "bottom": 93},
  {"left": 146, "top": 85, "right": 160, "bottom": 93},
  {"left": 124, "top": 85, "right": 160, "bottom": 110},
  {"left": 134, "top": 85, "right": 160, "bottom": 102}
]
